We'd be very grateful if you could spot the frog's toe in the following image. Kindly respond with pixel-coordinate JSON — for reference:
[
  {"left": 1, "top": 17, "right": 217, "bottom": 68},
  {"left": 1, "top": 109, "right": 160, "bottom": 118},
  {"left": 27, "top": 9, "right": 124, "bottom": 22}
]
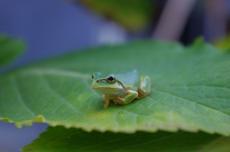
[{"left": 138, "top": 76, "right": 151, "bottom": 98}]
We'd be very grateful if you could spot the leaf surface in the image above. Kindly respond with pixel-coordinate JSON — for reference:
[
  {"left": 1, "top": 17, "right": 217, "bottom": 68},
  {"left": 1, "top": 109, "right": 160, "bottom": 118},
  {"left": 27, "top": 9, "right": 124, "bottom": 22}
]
[
  {"left": 23, "top": 127, "right": 230, "bottom": 152},
  {"left": 0, "top": 40, "right": 230, "bottom": 135}
]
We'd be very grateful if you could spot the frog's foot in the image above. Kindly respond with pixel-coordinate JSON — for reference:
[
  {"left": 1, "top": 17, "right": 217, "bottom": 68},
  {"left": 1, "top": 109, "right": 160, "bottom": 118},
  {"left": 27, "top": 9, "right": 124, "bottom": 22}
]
[
  {"left": 114, "top": 90, "right": 138, "bottom": 105},
  {"left": 138, "top": 76, "right": 151, "bottom": 98}
]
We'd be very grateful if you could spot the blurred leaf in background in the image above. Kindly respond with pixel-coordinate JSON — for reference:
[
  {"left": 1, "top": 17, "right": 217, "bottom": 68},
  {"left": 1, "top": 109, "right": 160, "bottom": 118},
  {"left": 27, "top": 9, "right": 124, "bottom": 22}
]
[
  {"left": 79, "top": 0, "right": 154, "bottom": 31},
  {"left": 0, "top": 35, "right": 25, "bottom": 67},
  {"left": 215, "top": 36, "right": 230, "bottom": 52},
  {"left": 23, "top": 126, "right": 230, "bottom": 152}
]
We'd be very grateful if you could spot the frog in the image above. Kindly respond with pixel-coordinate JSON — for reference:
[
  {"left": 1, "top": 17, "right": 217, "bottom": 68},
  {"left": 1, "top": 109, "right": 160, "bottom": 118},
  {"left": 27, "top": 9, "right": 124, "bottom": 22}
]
[{"left": 91, "top": 70, "right": 151, "bottom": 108}]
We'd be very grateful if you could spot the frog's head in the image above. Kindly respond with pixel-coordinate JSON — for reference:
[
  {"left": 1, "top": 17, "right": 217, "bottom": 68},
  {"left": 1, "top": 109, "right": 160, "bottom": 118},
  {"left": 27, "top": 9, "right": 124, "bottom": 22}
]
[{"left": 91, "top": 72, "right": 126, "bottom": 95}]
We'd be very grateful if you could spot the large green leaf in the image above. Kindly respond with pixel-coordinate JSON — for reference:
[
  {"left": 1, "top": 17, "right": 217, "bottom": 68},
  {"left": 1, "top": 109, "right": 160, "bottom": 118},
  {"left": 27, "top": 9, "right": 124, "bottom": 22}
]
[
  {"left": 23, "top": 126, "right": 230, "bottom": 152},
  {"left": 0, "top": 35, "right": 25, "bottom": 66},
  {"left": 0, "top": 40, "right": 230, "bottom": 135},
  {"left": 79, "top": 0, "right": 154, "bottom": 31}
]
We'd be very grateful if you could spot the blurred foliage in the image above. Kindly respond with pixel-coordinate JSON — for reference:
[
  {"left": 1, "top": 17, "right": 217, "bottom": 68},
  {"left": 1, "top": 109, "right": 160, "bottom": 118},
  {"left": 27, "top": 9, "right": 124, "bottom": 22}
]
[
  {"left": 215, "top": 36, "right": 230, "bottom": 52},
  {"left": 79, "top": 0, "right": 154, "bottom": 31},
  {"left": 23, "top": 126, "right": 230, "bottom": 152},
  {"left": 0, "top": 35, "right": 25, "bottom": 67}
]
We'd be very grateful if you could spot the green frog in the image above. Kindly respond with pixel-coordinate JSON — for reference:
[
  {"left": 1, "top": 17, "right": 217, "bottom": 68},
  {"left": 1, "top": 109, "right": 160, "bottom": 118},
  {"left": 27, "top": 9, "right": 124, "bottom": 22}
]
[{"left": 91, "top": 70, "right": 151, "bottom": 108}]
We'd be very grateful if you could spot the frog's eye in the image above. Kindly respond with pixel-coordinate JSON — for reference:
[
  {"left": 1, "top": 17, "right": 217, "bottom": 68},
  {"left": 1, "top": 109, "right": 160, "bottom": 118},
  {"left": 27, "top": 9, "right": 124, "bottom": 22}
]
[
  {"left": 106, "top": 76, "right": 116, "bottom": 83},
  {"left": 91, "top": 74, "right": 94, "bottom": 79}
]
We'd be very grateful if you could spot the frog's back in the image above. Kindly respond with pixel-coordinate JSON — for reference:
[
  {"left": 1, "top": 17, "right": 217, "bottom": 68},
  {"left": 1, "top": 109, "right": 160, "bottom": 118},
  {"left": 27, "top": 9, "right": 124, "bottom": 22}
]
[{"left": 115, "top": 70, "right": 139, "bottom": 88}]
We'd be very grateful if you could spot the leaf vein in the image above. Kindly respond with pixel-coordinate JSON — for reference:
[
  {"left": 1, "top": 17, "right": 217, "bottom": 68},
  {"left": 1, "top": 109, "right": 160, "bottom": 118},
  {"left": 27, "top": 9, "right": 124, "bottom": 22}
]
[
  {"left": 10, "top": 76, "right": 35, "bottom": 117},
  {"left": 21, "top": 68, "right": 89, "bottom": 80},
  {"left": 40, "top": 75, "right": 82, "bottom": 116},
  {"left": 155, "top": 89, "right": 230, "bottom": 117}
]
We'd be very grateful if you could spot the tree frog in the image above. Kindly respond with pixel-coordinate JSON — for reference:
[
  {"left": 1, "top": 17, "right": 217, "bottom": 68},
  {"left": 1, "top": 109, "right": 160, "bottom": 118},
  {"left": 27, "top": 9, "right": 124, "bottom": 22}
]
[{"left": 91, "top": 70, "right": 151, "bottom": 108}]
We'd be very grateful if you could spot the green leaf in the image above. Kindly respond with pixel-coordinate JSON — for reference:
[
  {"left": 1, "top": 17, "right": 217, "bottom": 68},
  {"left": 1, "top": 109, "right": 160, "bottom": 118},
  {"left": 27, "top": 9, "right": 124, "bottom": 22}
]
[
  {"left": 23, "top": 126, "right": 230, "bottom": 152},
  {"left": 0, "top": 35, "right": 26, "bottom": 66},
  {"left": 80, "top": 0, "right": 154, "bottom": 31},
  {"left": 0, "top": 40, "right": 230, "bottom": 135}
]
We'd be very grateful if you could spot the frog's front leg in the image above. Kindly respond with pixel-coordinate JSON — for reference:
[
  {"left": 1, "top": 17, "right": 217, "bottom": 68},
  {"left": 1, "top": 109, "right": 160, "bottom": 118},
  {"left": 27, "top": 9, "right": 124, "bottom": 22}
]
[
  {"left": 138, "top": 76, "right": 151, "bottom": 98},
  {"left": 114, "top": 90, "right": 138, "bottom": 105},
  {"left": 103, "top": 95, "right": 110, "bottom": 108}
]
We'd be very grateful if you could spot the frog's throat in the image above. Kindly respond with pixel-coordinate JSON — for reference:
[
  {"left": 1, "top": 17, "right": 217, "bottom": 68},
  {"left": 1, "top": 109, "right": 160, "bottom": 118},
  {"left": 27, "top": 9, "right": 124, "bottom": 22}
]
[{"left": 116, "top": 80, "right": 127, "bottom": 91}]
